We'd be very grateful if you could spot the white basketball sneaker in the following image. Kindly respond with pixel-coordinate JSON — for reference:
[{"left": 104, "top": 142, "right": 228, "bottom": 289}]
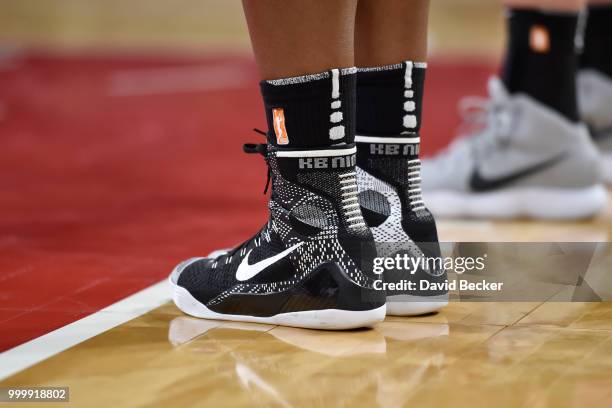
[
  {"left": 578, "top": 69, "right": 612, "bottom": 185},
  {"left": 421, "top": 77, "right": 606, "bottom": 219}
]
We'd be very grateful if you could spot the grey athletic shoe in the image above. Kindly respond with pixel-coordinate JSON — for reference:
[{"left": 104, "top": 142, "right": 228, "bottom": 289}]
[
  {"left": 421, "top": 77, "right": 606, "bottom": 219},
  {"left": 578, "top": 69, "right": 612, "bottom": 184}
]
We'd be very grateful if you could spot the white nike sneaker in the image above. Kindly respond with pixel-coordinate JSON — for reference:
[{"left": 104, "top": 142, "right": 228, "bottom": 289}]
[
  {"left": 578, "top": 69, "right": 612, "bottom": 184},
  {"left": 421, "top": 77, "right": 607, "bottom": 220}
]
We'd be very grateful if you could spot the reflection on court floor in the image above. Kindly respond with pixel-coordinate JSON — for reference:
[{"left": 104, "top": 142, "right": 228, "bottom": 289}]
[{"left": 3, "top": 301, "right": 612, "bottom": 407}]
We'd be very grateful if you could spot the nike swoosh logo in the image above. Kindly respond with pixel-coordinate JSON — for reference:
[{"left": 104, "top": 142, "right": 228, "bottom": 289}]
[
  {"left": 235, "top": 242, "right": 304, "bottom": 282},
  {"left": 470, "top": 153, "right": 567, "bottom": 192}
]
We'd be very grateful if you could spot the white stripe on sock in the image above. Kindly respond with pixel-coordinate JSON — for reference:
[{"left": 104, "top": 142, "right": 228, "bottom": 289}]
[
  {"left": 331, "top": 69, "right": 340, "bottom": 99},
  {"left": 276, "top": 147, "right": 356, "bottom": 158},
  {"left": 355, "top": 135, "right": 420, "bottom": 144}
]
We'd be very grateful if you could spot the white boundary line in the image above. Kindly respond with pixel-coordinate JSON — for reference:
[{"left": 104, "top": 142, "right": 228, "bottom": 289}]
[{"left": 0, "top": 280, "right": 170, "bottom": 381}]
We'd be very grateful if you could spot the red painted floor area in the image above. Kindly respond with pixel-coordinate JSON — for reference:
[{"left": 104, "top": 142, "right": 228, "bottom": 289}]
[{"left": 0, "top": 52, "right": 495, "bottom": 351}]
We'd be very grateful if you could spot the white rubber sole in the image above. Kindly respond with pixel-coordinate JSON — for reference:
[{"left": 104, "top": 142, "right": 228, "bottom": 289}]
[
  {"left": 169, "top": 268, "right": 386, "bottom": 330},
  {"left": 386, "top": 294, "right": 449, "bottom": 316},
  {"left": 424, "top": 184, "right": 607, "bottom": 219}
]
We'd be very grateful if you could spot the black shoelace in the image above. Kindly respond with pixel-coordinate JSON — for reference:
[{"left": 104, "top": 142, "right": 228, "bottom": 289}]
[
  {"left": 243, "top": 128, "right": 272, "bottom": 194},
  {"left": 218, "top": 129, "right": 272, "bottom": 260}
]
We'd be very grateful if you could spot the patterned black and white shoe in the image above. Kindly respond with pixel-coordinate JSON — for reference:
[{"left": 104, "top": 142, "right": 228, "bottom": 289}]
[
  {"left": 170, "top": 143, "right": 386, "bottom": 330},
  {"left": 356, "top": 136, "right": 448, "bottom": 316},
  {"left": 355, "top": 61, "right": 448, "bottom": 316}
]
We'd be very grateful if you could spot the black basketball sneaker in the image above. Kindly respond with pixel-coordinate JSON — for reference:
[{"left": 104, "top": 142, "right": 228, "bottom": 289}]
[
  {"left": 355, "top": 62, "right": 448, "bottom": 316},
  {"left": 170, "top": 143, "right": 386, "bottom": 329}
]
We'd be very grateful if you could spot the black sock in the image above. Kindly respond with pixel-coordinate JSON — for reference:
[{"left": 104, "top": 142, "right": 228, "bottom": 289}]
[
  {"left": 355, "top": 62, "right": 440, "bottom": 245},
  {"left": 581, "top": 5, "right": 612, "bottom": 78},
  {"left": 260, "top": 68, "right": 356, "bottom": 149},
  {"left": 356, "top": 61, "right": 426, "bottom": 137},
  {"left": 502, "top": 9, "right": 579, "bottom": 121}
]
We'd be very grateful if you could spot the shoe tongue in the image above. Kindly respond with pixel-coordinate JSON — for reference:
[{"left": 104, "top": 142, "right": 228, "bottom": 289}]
[{"left": 487, "top": 76, "right": 509, "bottom": 104}]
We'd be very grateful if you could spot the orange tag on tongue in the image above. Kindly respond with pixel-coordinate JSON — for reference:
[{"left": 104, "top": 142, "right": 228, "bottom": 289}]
[
  {"left": 272, "top": 108, "right": 289, "bottom": 145},
  {"left": 530, "top": 25, "right": 550, "bottom": 53}
]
